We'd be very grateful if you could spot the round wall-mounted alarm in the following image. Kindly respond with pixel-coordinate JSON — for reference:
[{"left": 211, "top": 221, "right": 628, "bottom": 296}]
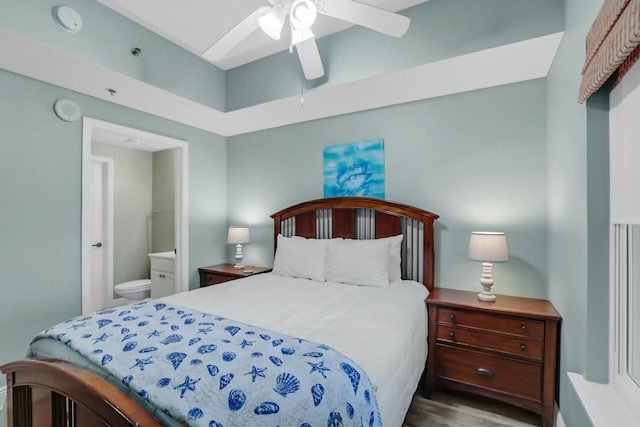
[
  {"left": 53, "top": 99, "right": 82, "bottom": 122},
  {"left": 52, "top": 6, "right": 83, "bottom": 33}
]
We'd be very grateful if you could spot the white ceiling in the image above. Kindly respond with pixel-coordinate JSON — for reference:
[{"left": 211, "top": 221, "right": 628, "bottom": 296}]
[
  {"left": 97, "top": 0, "right": 428, "bottom": 70},
  {"left": 0, "top": 0, "right": 564, "bottom": 137}
]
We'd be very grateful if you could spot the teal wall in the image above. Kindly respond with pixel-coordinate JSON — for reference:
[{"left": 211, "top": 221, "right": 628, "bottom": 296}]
[
  {"left": 0, "top": 0, "right": 225, "bottom": 111},
  {"left": 546, "top": 0, "right": 609, "bottom": 426},
  {"left": 226, "top": 0, "right": 564, "bottom": 110},
  {"left": 226, "top": 1, "right": 613, "bottom": 426},
  {"left": 585, "top": 87, "right": 609, "bottom": 384},
  {"left": 0, "top": 1, "right": 615, "bottom": 426},
  {"left": 0, "top": 69, "right": 227, "bottom": 384},
  {"left": 228, "top": 79, "right": 548, "bottom": 299},
  {"left": 0, "top": 0, "right": 228, "bottom": 386}
]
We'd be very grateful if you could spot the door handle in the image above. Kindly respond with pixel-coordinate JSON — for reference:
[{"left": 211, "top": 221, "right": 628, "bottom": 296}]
[{"left": 92, "top": 242, "right": 103, "bottom": 248}]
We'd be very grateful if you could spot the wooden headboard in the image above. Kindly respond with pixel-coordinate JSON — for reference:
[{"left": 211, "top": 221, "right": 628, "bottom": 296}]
[{"left": 271, "top": 197, "right": 439, "bottom": 291}]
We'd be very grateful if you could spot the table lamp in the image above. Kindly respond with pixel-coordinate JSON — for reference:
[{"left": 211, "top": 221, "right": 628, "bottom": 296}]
[
  {"left": 227, "top": 227, "right": 250, "bottom": 269},
  {"left": 468, "top": 231, "right": 508, "bottom": 301}
]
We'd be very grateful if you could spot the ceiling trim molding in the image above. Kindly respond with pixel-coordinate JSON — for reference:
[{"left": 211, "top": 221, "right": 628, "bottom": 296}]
[
  {"left": 225, "top": 32, "right": 564, "bottom": 135},
  {"left": 0, "top": 29, "right": 563, "bottom": 137}
]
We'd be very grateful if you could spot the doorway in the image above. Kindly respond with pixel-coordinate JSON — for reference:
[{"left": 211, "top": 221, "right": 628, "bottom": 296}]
[
  {"left": 81, "top": 117, "right": 189, "bottom": 314},
  {"left": 89, "top": 156, "right": 114, "bottom": 312}
]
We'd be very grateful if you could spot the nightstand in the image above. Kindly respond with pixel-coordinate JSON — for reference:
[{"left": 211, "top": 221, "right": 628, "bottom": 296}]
[
  {"left": 425, "top": 288, "right": 561, "bottom": 427},
  {"left": 198, "top": 263, "right": 271, "bottom": 287}
]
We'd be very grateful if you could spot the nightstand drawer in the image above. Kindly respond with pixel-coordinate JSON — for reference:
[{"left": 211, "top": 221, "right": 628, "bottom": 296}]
[
  {"left": 436, "top": 344, "right": 542, "bottom": 401},
  {"left": 438, "top": 308, "right": 544, "bottom": 339},
  {"left": 200, "top": 272, "right": 236, "bottom": 286},
  {"left": 437, "top": 325, "right": 544, "bottom": 360}
]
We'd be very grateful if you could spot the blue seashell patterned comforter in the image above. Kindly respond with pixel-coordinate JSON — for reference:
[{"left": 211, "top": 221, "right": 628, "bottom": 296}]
[{"left": 33, "top": 299, "right": 382, "bottom": 427}]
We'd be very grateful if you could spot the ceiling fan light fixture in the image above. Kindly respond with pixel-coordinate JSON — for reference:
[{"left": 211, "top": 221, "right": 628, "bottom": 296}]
[
  {"left": 290, "top": 0, "right": 317, "bottom": 30},
  {"left": 258, "top": 6, "right": 285, "bottom": 40}
]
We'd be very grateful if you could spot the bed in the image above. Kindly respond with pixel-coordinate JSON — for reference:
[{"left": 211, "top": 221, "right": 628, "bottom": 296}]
[{"left": 2, "top": 196, "right": 439, "bottom": 427}]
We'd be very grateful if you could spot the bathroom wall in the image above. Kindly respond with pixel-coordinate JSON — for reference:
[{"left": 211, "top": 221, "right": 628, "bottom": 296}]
[
  {"left": 92, "top": 142, "right": 153, "bottom": 285},
  {"left": 152, "top": 149, "right": 175, "bottom": 253}
]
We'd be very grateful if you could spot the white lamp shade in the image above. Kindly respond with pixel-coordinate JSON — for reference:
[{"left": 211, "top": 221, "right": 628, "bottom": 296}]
[
  {"left": 258, "top": 7, "right": 285, "bottom": 40},
  {"left": 227, "top": 227, "right": 250, "bottom": 244},
  {"left": 468, "top": 232, "right": 508, "bottom": 262}
]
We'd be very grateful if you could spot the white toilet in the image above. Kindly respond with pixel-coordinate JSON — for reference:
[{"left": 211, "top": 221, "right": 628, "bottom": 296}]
[{"left": 114, "top": 279, "right": 151, "bottom": 301}]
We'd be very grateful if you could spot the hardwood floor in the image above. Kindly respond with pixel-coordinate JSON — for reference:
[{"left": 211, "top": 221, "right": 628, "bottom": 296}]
[
  {"left": 0, "top": 380, "right": 541, "bottom": 427},
  {"left": 404, "top": 389, "right": 541, "bottom": 427}
]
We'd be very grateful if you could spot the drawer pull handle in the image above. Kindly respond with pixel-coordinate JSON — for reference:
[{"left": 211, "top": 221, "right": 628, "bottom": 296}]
[
  {"left": 449, "top": 314, "right": 456, "bottom": 321},
  {"left": 521, "top": 344, "right": 527, "bottom": 351},
  {"left": 476, "top": 368, "right": 494, "bottom": 377},
  {"left": 449, "top": 332, "right": 455, "bottom": 339},
  {"left": 521, "top": 325, "right": 528, "bottom": 332}
]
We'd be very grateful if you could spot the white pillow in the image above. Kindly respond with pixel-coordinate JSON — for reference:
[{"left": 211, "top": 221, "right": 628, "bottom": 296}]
[
  {"left": 272, "top": 234, "right": 329, "bottom": 282},
  {"left": 325, "top": 238, "right": 391, "bottom": 287},
  {"left": 380, "top": 235, "right": 403, "bottom": 282}
]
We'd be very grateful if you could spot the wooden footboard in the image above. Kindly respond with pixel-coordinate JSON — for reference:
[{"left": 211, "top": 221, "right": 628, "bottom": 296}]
[{"left": 2, "top": 358, "right": 161, "bottom": 427}]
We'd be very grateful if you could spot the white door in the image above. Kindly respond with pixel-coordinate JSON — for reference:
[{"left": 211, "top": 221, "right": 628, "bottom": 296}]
[{"left": 89, "top": 156, "right": 114, "bottom": 312}]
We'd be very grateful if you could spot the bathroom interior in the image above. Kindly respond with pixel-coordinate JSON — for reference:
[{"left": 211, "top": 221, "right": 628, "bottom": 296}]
[{"left": 92, "top": 139, "right": 176, "bottom": 303}]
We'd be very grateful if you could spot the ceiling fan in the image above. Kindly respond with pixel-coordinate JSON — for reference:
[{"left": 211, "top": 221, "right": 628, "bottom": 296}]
[{"left": 202, "top": 0, "right": 411, "bottom": 80}]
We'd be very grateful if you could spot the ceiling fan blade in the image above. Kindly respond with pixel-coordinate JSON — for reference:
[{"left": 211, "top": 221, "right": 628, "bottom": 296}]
[
  {"left": 318, "top": 0, "right": 410, "bottom": 38},
  {"left": 296, "top": 37, "right": 325, "bottom": 80},
  {"left": 202, "top": 7, "right": 269, "bottom": 61}
]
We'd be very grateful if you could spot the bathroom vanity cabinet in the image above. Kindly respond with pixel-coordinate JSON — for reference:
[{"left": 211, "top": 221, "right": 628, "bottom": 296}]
[{"left": 149, "top": 251, "right": 175, "bottom": 298}]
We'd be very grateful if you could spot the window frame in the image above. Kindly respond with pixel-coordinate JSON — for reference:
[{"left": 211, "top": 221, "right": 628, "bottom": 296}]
[
  {"left": 608, "top": 57, "right": 640, "bottom": 423},
  {"left": 610, "top": 225, "right": 640, "bottom": 419}
]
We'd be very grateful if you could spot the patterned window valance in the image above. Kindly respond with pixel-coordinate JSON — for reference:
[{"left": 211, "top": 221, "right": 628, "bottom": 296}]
[{"left": 579, "top": 0, "right": 640, "bottom": 103}]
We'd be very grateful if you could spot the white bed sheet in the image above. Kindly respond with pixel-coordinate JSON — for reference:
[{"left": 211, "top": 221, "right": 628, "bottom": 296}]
[{"left": 163, "top": 273, "right": 429, "bottom": 427}]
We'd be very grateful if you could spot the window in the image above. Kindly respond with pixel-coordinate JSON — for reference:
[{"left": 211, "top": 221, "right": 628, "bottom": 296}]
[
  {"left": 610, "top": 58, "right": 640, "bottom": 420},
  {"left": 631, "top": 241, "right": 640, "bottom": 383},
  {"left": 612, "top": 225, "right": 640, "bottom": 415}
]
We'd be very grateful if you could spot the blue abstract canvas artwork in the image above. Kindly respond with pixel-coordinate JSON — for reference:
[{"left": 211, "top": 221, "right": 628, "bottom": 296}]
[{"left": 323, "top": 139, "right": 385, "bottom": 199}]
